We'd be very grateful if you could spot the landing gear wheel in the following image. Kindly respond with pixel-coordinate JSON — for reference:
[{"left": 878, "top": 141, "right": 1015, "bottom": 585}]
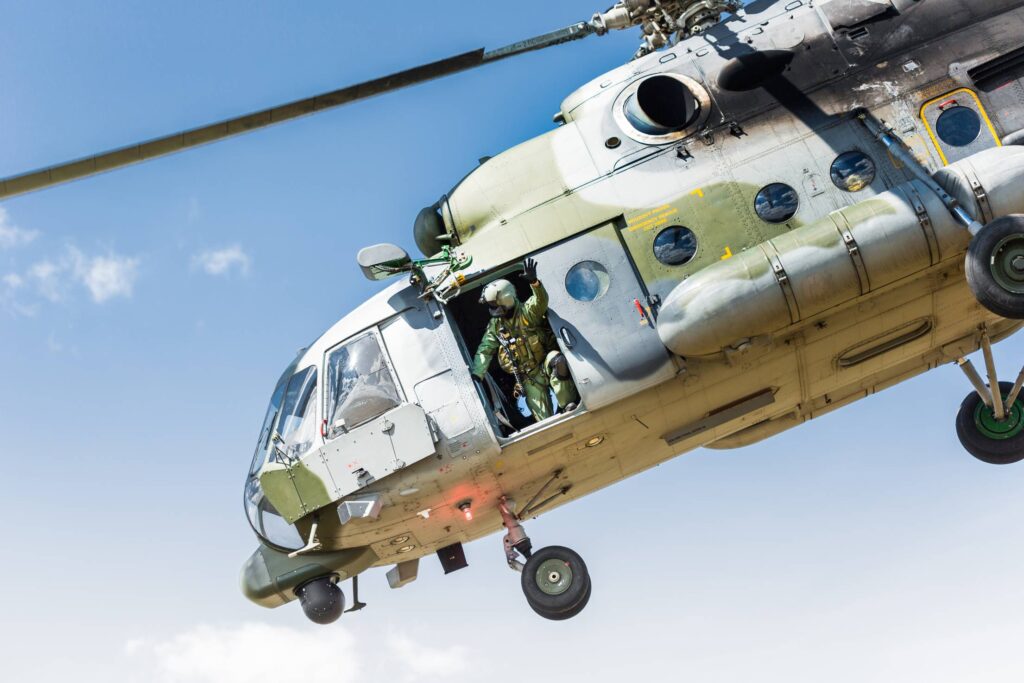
[
  {"left": 521, "top": 545, "right": 591, "bottom": 620},
  {"left": 966, "top": 215, "right": 1024, "bottom": 319},
  {"left": 530, "top": 580, "right": 592, "bottom": 621},
  {"left": 956, "top": 381, "right": 1024, "bottom": 465}
]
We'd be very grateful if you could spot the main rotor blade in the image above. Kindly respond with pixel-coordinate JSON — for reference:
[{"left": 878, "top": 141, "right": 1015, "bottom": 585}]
[{"left": 0, "top": 22, "right": 594, "bottom": 201}]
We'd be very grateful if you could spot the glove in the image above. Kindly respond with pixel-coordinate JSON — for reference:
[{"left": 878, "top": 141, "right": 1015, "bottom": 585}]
[{"left": 522, "top": 257, "right": 538, "bottom": 283}]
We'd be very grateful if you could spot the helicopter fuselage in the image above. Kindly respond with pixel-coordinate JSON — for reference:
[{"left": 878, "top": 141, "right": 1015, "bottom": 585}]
[{"left": 241, "top": 0, "right": 1024, "bottom": 612}]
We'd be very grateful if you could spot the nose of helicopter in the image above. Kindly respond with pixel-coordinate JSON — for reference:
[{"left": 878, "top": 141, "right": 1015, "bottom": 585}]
[{"left": 240, "top": 543, "right": 377, "bottom": 611}]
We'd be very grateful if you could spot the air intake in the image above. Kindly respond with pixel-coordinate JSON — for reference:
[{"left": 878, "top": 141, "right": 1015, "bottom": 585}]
[{"left": 624, "top": 75, "right": 701, "bottom": 136}]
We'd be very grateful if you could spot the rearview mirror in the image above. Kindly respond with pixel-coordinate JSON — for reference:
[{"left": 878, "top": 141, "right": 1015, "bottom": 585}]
[{"left": 357, "top": 243, "right": 413, "bottom": 281}]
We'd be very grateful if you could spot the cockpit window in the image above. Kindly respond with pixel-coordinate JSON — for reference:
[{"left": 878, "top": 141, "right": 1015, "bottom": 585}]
[
  {"left": 243, "top": 361, "right": 313, "bottom": 551},
  {"left": 276, "top": 366, "right": 318, "bottom": 459},
  {"left": 244, "top": 477, "right": 303, "bottom": 550},
  {"left": 249, "top": 362, "right": 295, "bottom": 476},
  {"left": 326, "top": 333, "right": 401, "bottom": 436}
]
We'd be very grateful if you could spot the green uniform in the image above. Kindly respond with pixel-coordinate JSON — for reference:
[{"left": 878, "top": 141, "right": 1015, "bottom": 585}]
[{"left": 471, "top": 281, "right": 578, "bottom": 421}]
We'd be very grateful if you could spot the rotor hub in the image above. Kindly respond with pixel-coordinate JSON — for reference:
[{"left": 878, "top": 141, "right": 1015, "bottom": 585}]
[{"left": 592, "top": 0, "right": 739, "bottom": 57}]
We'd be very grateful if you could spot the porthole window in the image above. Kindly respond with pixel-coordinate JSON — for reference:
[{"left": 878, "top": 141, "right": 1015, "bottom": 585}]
[
  {"left": 653, "top": 226, "right": 698, "bottom": 266},
  {"left": 935, "top": 106, "right": 982, "bottom": 147},
  {"left": 755, "top": 183, "right": 799, "bottom": 223},
  {"left": 830, "top": 151, "right": 876, "bottom": 192},
  {"left": 565, "top": 261, "right": 610, "bottom": 302}
]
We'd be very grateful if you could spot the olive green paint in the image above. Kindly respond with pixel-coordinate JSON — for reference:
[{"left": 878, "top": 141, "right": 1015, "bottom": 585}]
[
  {"left": 241, "top": 543, "right": 378, "bottom": 608},
  {"left": 259, "top": 461, "right": 334, "bottom": 525},
  {"left": 620, "top": 181, "right": 802, "bottom": 293}
]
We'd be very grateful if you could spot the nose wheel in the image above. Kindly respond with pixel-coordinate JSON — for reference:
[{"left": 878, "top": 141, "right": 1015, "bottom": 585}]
[
  {"left": 498, "top": 497, "right": 592, "bottom": 620},
  {"left": 955, "top": 330, "right": 1024, "bottom": 465}
]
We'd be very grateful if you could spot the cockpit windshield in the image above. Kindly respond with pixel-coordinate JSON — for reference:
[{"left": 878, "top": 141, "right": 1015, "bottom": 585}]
[
  {"left": 244, "top": 362, "right": 316, "bottom": 551},
  {"left": 276, "top": 366, "right": 318, "bottom": 458},
  {"left": 249, "top": 373, "right": 288, "bottom": 476},
  {"left": 244, "top": 477, "right": 302, "bottom": 550},
  {"left": 244, "top": 334, "right": 400, "bottom": 550},
  {"left": 325, "top": 333, "right": 400, "bottom": 437}
]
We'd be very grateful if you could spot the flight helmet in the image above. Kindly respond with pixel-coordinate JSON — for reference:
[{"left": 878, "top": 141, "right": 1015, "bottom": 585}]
[{"left": 480, "top": 279, "right": 518, "bottom": 318}]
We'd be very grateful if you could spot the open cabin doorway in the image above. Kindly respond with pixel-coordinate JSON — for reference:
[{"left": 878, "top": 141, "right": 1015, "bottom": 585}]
[{"left": 444, "top": 263, "right": 583, "bottom": 439}]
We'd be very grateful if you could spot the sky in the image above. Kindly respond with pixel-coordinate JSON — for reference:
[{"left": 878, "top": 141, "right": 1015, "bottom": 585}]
[{"left": 2, "top": 2, "right": 1024, "bottom": 682}]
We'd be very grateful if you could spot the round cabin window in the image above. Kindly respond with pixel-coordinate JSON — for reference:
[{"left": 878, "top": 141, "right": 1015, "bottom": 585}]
[
  {"left": 565, "top": 261, "right": 611, "bottom": 302},
  {"left": 935, "top": 106, "right": 982, "bottom": 147},
  {"left": 653, "top": 226, "right": 698, "bottom": 266},
  {"left": 755, "top": 183, "right": 799, "bottom": 224},
  {"left": 830, "top": 151, "right": 877, "bottom": 192}
]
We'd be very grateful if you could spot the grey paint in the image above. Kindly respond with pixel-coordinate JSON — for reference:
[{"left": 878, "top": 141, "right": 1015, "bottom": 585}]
[{"left": 538, "top": 222, "right": 677, "bottom": 410}]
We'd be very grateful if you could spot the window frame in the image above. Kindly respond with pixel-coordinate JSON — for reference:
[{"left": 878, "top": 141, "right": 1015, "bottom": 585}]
[
  {"left": 754, "top": 182, "right": 801, "bottom": 224},
  {"left": 564, "top": 260, "right": 612, "bottom": 302},
  {"left": 321, "top": 327, "right": 406, "bottom": 438},
  {"left": 651, "top": 225, "right": 700, "bottom": 267},
  {"left": 829, "top": 150, "right": 877, "bottom": 193},
  {"left": 272, "top": 364, "right": 320, "bottom": 459}
]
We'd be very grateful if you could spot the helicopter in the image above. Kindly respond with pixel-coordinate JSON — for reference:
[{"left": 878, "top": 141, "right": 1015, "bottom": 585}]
[{"left": 6, "top": 0, "right": 1024, "bottom": 623}]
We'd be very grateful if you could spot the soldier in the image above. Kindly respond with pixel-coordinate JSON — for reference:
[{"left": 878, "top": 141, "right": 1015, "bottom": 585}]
[{"left": 471, "top": 258, "right": 579, "bottom": 423}]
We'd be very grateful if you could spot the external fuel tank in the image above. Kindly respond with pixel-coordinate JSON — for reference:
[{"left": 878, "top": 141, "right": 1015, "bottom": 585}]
[{"left": 656, "top": 146, "right": 1024, "bottom": 358}]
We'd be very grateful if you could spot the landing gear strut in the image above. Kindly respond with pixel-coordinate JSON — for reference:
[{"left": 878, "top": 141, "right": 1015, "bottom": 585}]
[
  {"left": 955, "top": 329, "right": 1024, "bottom": 465},
  {"left": 499, "top": 497, "right": 592, "bottom": 620}
]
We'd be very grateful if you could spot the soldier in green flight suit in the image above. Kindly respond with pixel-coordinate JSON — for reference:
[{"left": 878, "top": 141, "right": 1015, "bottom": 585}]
[{"left": 471, "top": 258, "right": 579, "bottom": 423}]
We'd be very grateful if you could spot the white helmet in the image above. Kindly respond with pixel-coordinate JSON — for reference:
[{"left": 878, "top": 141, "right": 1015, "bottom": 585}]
[{"left": 480, "top": 279, "right": 518, "bottom": 318}]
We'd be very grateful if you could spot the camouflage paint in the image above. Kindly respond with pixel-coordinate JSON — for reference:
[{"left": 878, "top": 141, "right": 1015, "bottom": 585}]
[{"left": 259, "top": 461, "right": 333, "bottom": 525}]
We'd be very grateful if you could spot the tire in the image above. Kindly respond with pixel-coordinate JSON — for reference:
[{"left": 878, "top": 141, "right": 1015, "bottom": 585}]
[
  {"left": 528, "top": 579, "right": 592, "bottom": 621},
  {"left": 521, "top": 545, "right": 590, "bottom": 617},
  {"left": 965, "top": 215, "right": 1024, "bottom": 319},
  {"left": 956, "top": 381, "right": 1024, "bottom": 465}
]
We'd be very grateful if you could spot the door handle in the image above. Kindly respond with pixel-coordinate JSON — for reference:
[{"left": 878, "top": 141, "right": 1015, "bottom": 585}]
[{"left": 559, "top": 326, "right": 577, "bottom": 349}]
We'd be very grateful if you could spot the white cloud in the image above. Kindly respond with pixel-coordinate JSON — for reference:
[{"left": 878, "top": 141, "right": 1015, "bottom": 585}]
[
  {"left": 69, "top": 247, "right": 140, "bottom": 302},
  {"left": 0, "top": 208, "right": 139, "bottom": 309},
  {"left": 127, "top": 622, "right": 360, "bottom": 683},
  {"left": 387, "top": 632, "right": 470, "bottom": 681},
  {"left": 192, "top": 245, "right": 250, "bottom": 276},
  {"left": 29, "top": 260, "right": 65, "bottom": 302},
  {"left": 21, "top": 248, "right": 140, "bottom": 305},
  {"left": 0, "top": 207, "right": 38, "bottom": 249},
  {"left": 0, "top": 271, "right": 35, "bottom": 316},
  {"left": 125, "top": 622, "right": 472, "bottom": 683}
]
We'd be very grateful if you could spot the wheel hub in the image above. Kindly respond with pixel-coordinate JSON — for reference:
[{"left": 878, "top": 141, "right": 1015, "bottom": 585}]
[
  {"left": 989, "top": 234, "right": 1024, "bottom": 293},
  {"left": 974, "top": 392, "right": 1024, "bottom": 440},
  {"left": 534, "top": 558, "right": 573, "bottom": 596}
]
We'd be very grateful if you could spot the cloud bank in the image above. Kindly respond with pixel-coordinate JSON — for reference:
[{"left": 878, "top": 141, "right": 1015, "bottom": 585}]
[{"left": 125, "top": 622, "right": 470, "bottom": 683}]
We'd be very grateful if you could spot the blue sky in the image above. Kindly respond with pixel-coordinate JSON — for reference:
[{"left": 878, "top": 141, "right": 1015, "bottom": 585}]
[{"left": 2, "top": 2, "right": 1024, "bottom": 681}]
